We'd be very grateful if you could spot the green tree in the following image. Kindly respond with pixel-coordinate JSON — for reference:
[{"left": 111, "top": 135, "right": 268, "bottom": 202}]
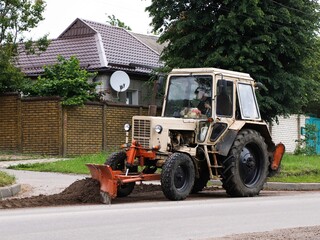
[
  {"left": 107, "top": 14, "right": 132, "bottom": 30},
  {"left": 0, "top": 0, "right": 48, "bottom": 93},
  {"left": 303, "top": 37, "right": 320, "bottom": 116},
  {"left": 147, "top": 0, "right": 320, "bottom": 121},
  {"left": 0, "top": 48, "right": 25, "bottom": 93},
  {"left": 24, "top": 56, "right": 100, "bottom": 106}
]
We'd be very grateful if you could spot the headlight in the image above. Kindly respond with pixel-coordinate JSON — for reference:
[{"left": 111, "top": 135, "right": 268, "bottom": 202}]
[
  {"left": 155, "top": 125, "right": 163, "bottom": 134},
  {"left": 124, "top": 123, "right": 131, "bottom": 132}
]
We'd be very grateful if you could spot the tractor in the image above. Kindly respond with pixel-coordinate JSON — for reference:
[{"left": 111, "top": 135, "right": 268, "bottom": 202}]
[{"left": 87, "top": 67, "right": 285, "bottom": 204}]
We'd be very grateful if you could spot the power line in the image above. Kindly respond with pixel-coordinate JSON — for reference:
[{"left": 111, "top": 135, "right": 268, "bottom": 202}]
[{"left": 269, "top": 0, "right": 311, "bottom": 15}]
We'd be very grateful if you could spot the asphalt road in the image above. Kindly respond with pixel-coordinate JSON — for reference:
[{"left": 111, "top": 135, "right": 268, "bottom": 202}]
[{"left": 1, "top": 191, "right": 320, "bottom": 240}]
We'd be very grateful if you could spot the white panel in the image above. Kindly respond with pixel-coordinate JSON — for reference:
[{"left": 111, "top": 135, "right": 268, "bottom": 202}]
[{"left": 271, "top": 115, "right": 308, "bottom": 153}]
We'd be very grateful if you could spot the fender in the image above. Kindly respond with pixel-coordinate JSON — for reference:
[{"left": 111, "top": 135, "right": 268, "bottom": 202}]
[{"left": 215, "top": 129, "right": 238, "bottom": 156}]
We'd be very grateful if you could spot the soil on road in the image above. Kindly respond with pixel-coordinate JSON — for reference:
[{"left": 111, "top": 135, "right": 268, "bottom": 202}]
[
  {"left": 212, "top": 225, "right": 320, "bottom": 240},
  {"left": 0, "top": 178, "right": 187, "bottom": 209}
]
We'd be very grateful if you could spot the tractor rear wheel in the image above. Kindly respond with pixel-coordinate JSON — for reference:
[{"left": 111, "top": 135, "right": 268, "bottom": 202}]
[
  {"left": 105, "top": 151, "right": 136, "bottom": 197},
  {"left": 220, "top": 129, "right": 269, "bottom": 197},
  {"left": 161, "top": 152, "right": 195, "bottom": 200}
]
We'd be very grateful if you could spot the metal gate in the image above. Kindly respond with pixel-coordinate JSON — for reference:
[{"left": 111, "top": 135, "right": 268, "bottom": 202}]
[{"left": 305, "top": 117, "right": 320, "bottom": 154}]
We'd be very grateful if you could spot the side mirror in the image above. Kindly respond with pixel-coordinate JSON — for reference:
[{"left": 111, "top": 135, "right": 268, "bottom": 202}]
[
  {"left": 156, "top": 75, "right": 165, "bottom": 91},
  {"left": 254, "top": 82, "right": 267, "bottom": 91}
]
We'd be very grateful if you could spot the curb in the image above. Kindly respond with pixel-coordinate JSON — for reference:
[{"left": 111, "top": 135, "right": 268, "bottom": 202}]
[
  {"left": 0, "top": 184, "right": 21, "bottom": 200},
  {"left": 263, "top": 182, "right": 320, "bottom": 191}
]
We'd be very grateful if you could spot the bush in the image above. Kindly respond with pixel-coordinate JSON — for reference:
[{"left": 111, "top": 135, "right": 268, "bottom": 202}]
[{"left": 23, "top": 56, "right": 100, "bottom": 106}]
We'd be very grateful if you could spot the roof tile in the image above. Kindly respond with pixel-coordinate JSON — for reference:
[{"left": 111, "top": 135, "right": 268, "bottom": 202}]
[{"left": 16, "top": 18, "right": 163, "bottom": 76}]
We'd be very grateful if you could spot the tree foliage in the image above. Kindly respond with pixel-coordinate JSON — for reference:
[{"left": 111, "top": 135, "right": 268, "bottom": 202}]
[
  {"left": 24, "top": 56, "right": 100, "bottom": 106},
  {"left": 107, "top": 14, "right": 132, "bottom": 31},
  {"left": 0, "top": 0, "right": 48, "bottom": 93},
  {"left": 303, "top": 37, "right": 320, "bottom": 116},
  {"left": 147, "top": 0, "right": 320, "bottom": 121},
  {"left": 0, "top": 49, "right": 25, "bottom": 93}
]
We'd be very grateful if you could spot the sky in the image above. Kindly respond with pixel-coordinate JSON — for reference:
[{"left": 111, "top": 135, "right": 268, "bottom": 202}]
[{"left": 28, "top": 0, "right": 153, "bottom": 39}]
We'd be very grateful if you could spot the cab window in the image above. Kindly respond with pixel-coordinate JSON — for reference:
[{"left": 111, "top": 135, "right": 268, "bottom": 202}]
[
  {"left": 216, "top": 80, "right": 233, "bottom": 117},
  {"left": 237, "top": 83, "right": 260, "bottom": 119}
]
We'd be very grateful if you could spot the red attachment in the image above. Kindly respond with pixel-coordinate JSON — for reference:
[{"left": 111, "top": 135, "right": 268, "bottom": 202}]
[
  {"left": 271, "top": 143, "right": 285, "bottom": 171},
  {"left": 126, "top": 140, "right": 157, "bottom": 166},
  {"left": 86, "top": 164, "right": 121, "bottom": 199},
  {"left": 86, "top": 141, "right": 160, "bottom": 201}
]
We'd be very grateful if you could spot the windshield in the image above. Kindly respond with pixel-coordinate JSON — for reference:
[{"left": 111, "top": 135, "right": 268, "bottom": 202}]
[{"left": 164, "top": 75, "right": 212, "bottom": 118}]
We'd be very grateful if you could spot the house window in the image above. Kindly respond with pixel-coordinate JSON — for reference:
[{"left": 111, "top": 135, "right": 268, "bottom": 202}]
[{"left": 126, "top": 90, "right": 139, "bottom": 105}]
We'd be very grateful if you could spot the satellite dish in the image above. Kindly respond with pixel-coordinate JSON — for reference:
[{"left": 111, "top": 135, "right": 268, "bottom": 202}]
[{"left": 110, "top": 71, "right": 130, "bottom": 92}]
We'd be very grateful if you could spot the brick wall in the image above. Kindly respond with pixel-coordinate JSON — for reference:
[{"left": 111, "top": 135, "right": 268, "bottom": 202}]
[
  {"left": 270, "top": 114, "right": 307, "bottom": 153},
  {"left": 105, "top": 104, "right": 148, "bottom": 149},
  {"left": 65, "top": 103, "right": 104, "bottom": 155},
  {"left": 0, "top": 94, "right": 20, "bottom": 151},
  {"left": 21, "top": 97, "right": 62, "bottom": 155},
  {"left": 0, "top": 94, "right": 154, "bottom": 156}
]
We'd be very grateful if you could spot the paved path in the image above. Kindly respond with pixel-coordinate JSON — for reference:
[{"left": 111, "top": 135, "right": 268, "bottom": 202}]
[
  {"left": 1, "top": 169, "right": 88, "bottom": 198},
  {"left": 0, "top": 158, "right": 68, "bottom": 168},
  {"left": 0, "top": 158, "right": 87, "bottom": 198}
]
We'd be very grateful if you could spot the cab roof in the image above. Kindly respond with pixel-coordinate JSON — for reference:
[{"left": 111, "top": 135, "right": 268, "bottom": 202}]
[{"left": 170, "top": 68, "right": 254, "bottom": 81}]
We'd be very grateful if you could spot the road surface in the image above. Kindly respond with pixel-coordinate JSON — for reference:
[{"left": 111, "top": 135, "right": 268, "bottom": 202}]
[{"left": 1, "top": 191, "right": 320, "bottom": 240}]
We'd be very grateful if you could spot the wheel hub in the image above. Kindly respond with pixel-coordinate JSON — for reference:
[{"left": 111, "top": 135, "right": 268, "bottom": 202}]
[
  {"left": 240, "top": 146, "right": 260, "bottom": 186},
  {"left": 174, "top": 166, "right": 187, "bottom": 189},
  {"left": 245, "top": 157, "right": 256, "bottom": 170}
]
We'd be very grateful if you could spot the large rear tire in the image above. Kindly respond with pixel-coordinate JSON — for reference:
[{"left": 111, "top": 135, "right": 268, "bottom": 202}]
[
  {"left": 105, "top": 151, "right": 135, "bottom": 197},
  {"left": 161, "top": 152, "right": 195, "bottom": 200},
  {"left": 220, "top": 129, "right": 269, "bottom": 197}
]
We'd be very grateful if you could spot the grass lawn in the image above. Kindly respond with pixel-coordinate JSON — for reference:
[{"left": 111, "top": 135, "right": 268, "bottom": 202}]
[
  {"left": 268, "top": 154, "right": 320, "bottom": 183},
  {"left": 0, "top": 171, "right": 15, "bottom": 187},
  {"left": 8, "top": 153, "right": 108, "bottom": 174},
  {"left": 7, "top": 153, "right": 320, "bottom": 183}
]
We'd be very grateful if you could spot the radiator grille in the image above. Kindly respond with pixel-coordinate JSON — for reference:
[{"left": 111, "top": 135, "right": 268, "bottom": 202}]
[{"left": 133, "top": 119, "right": 151, "bottom": 148}]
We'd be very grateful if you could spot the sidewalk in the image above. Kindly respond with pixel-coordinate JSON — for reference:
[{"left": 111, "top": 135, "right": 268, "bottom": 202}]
[
  {"left": 1, "top": 158, "right": 320, "bottom": 199},
  {"left": 0, "top": 158, "right": 86, "bottom": 199},
  {"left": 1, "top": 169, "right": 87, "bottom": 199}
]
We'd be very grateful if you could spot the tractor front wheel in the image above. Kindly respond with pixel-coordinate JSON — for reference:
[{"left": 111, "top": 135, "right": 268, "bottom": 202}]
[{"left": 161, "top": 152, "right": 195, "bottom": 200}]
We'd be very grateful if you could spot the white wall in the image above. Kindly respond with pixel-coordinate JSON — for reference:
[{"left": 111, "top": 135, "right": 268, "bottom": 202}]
[{"left": 270, "top": 115, "right": 308, "bottom": 153}]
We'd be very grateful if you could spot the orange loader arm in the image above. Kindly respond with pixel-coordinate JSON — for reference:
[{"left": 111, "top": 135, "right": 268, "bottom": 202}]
[{"left": 271, "top": 143, "right": 285, "bottom": 171}]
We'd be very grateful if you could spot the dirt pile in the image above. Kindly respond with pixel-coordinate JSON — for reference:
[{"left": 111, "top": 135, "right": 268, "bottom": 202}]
[
  {"left": 0, "top": 178, "right": 101, "bottom": 209},
  {"left": 0, "top": 178, "right": 165, "bottom": 209}
]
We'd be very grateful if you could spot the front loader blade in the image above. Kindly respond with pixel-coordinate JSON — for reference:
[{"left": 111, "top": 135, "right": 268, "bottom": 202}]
[{"left": 86, "top": 164, "right": 121, "bottom": 204}]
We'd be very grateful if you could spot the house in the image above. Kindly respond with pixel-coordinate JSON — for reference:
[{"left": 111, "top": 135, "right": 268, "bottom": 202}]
[{"left": 16, "top": 18, "right": 164, "bottom": 106}]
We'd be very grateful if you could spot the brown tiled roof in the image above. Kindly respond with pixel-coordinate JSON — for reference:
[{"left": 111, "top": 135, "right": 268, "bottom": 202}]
[
  {"left": 130, "top": 32, "right": 165, "bottom": 55},
  {"left": 16, "top": 18, "right": 163, "bottom": 76}
]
